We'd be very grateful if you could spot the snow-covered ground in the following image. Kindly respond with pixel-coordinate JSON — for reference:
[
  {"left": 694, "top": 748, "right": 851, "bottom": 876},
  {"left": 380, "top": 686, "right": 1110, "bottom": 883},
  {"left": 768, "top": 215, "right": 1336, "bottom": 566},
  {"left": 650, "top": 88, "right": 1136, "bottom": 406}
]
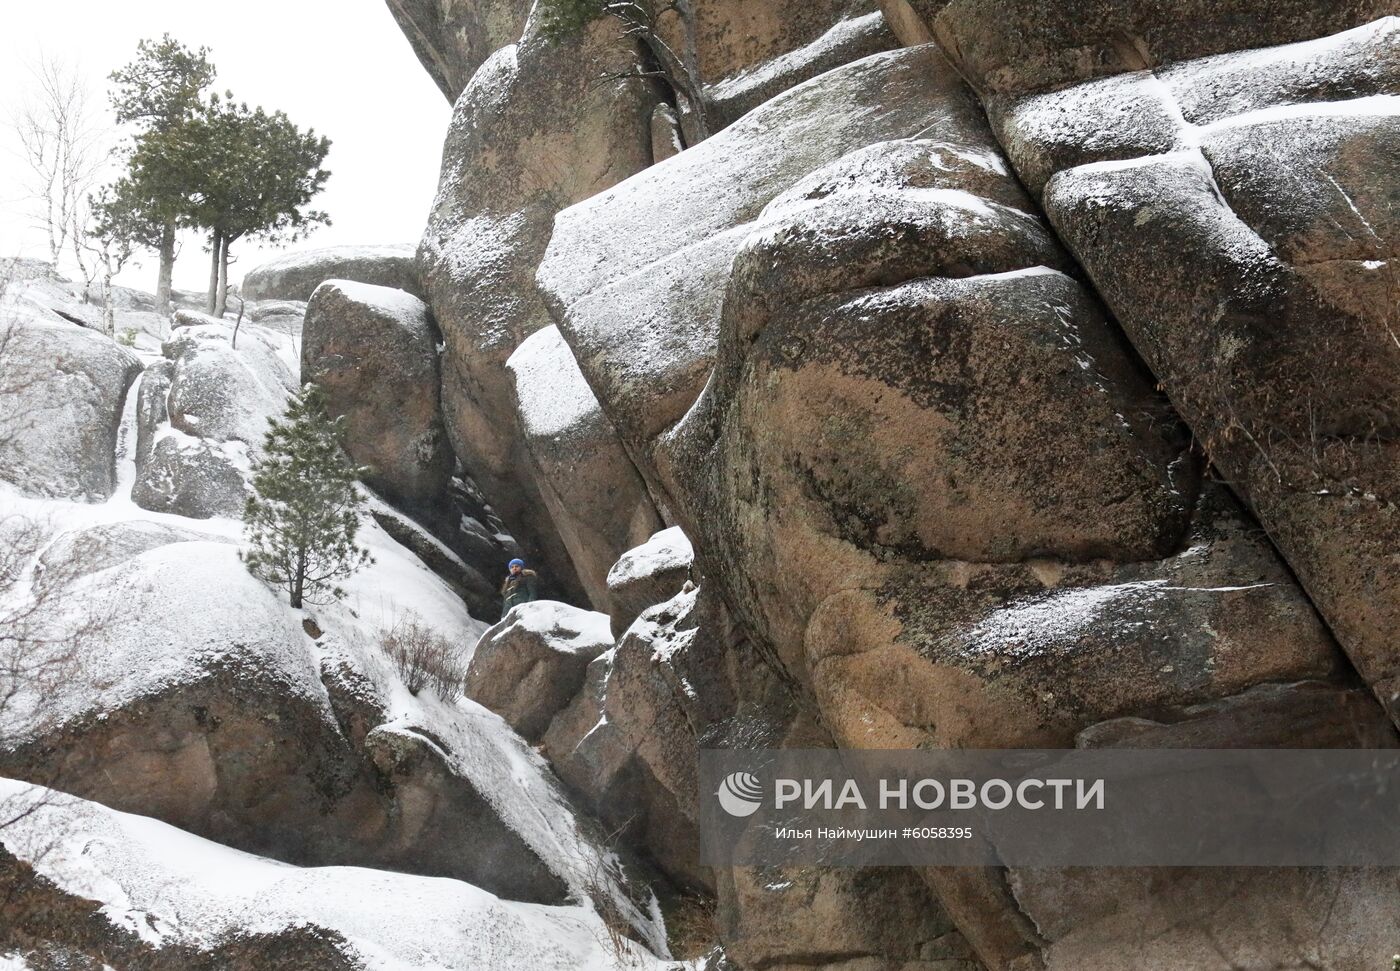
[{"left": 0, "top": 779, "right": 681, "bottom": 971}]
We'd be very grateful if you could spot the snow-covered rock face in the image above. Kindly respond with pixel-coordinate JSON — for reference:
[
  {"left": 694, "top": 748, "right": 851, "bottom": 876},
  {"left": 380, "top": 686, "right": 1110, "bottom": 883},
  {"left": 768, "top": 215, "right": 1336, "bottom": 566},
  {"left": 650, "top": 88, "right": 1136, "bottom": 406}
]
[
  {"left": 534, "top": 14, "right": 1400, "bottom": 968},
  {"left": 465, "top": 600, "right": 613, "bottom": 741},
  {"left": 542, "top": 587, "right": 718, "bottom": 893},
  {"left": 241, "top": 245, "right": 424, "bottom": 302},
  {"left": 505, "top": 326, "right": 663, "bottom": 610},
  {"left": 537, "top": 47, "right": 997, "bottom": 508},
  {"left": 0, "top": 310, "right": 141, "bottom": 502},
  {"left": 0, "top": 780, "right": 677, "bottom": 970},
  {"left": 0, "top": 484, "right": 656, "bottom": 919},
  {"left": 931, "top": 10, "right": 1400, "bottom": 745},
  {"left": 302, "top": 281, "right": 452, "bottom": 504},
  {"left": 417, "top": 17, "right": 662, "bottom": 607}
]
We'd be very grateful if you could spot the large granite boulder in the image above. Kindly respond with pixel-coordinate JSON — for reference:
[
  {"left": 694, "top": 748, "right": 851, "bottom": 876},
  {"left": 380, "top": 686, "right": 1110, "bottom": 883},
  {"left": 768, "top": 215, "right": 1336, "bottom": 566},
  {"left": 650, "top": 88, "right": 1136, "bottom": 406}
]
[
  {"left": 505, "top": 326, "right": 663, "bottom": 609},
  {"left": 537, "top": 46, "right": 998, "bottom": 510},
  {"left": 303, "top": 281, "right": 453, "bottom": 504},
  {"left": 0, "top": 312, "right": 141, "bottom": 502},
  {"left": 131, "top": 316, "right": 294, "bottom": 519},
  {"left": 161, "top": 315, "right": 295, "bottom": 446},
  {"left": 606, "top": 526, "right": 693, "bottom": 638},
  {"left": 133, "top": 435, "right": 251, "bottom": 519},
  {"left": 241, "top": 245, "right": 423, "bottom": 302},
  {"left": 465, "top": 600, "right": 613, "bottom": 742},
  {"left": 923, "top": 5, "right": 1400, "bottom": 730}
]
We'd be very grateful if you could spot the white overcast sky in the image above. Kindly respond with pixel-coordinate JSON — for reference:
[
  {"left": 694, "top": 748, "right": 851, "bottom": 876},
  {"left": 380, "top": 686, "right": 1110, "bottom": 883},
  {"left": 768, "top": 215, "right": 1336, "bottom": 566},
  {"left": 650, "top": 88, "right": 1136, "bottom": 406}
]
[{"left": 0, "top": 0, "right": 451, "bottom": 294}]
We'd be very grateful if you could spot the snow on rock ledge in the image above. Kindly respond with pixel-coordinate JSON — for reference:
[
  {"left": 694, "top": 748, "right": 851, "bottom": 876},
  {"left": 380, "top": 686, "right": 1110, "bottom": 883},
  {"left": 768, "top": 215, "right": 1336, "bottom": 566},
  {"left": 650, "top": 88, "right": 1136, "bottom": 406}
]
[{"left": 242, "top": 245, "right": 423, "bottom": 302}]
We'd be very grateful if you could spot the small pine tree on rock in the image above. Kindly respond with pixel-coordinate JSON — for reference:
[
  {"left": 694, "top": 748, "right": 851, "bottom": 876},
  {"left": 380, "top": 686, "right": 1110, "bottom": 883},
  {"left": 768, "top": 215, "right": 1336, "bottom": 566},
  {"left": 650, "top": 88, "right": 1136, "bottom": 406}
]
[{"left": 242, "top": 384, "right": 371, "bottom": 608}]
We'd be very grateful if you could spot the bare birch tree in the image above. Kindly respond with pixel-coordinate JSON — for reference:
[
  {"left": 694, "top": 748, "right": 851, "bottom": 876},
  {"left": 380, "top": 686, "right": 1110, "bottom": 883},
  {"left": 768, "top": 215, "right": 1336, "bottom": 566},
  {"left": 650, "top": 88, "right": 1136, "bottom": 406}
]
[{"left": 11, "top": 55, "right": 107, "bottom": 298}]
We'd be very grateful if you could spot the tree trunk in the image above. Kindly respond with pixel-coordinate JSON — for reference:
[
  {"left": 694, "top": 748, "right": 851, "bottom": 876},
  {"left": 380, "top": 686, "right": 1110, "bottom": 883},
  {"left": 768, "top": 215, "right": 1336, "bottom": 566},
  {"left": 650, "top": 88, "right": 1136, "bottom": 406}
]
[
  {"left": 205, "top": 229, "right": 221, "bottom": 315},
  {"left": 291, "top": 550, "right": 306, "bottom": 609},
  {"left": 214, "top": 235, "right": 231, "bottom": 318},
  {"left": 101, "top": 259, "right": 115, "bottom": 337},
  {"left": 154, "top": 218, "right": 176, "bottom": 322},
  {"left": 640, "top": 30, "right": 710, "bottom": 144}
]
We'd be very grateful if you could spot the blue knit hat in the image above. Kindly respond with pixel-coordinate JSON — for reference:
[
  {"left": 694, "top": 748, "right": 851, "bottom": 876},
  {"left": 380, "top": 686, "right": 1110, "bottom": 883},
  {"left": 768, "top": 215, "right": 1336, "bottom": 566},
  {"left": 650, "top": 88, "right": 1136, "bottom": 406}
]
[{"left": 508, "top": 558, "right": 525, "bottom": 569}]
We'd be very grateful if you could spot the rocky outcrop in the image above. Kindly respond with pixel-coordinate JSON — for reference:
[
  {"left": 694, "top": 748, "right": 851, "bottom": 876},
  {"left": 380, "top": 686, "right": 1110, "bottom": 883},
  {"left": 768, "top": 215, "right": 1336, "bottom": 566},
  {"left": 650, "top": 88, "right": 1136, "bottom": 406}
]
[
  {"left": 536, "top": 20, "right": 1400, "bottom": 971},
  {"left": 465, "top": 601, "right": 613, "bottom": 741},
  {"left": 241, "top": 245, "right": 423, "bottom": 302},
  {"left": 542, "top": 588, "right": 730, "bottom": 892},
  {"left": 132, "top": 314, "right": 294, "bottom": 519},
  {"left": 541, "top": 583, "right": 976, "bottom": 966},
  {"left": 0, "top": 529, "right": 629, "bottom": 909},
  {"left": 0, "top": 312, "right": 141, "bottom": 502},
  {"left": 417, "top": 15, "right": 664, "bottom": 605},
  {"left": 606, "top": 526, "right": 693, "bottom": 638},
  {"left": 303, "top": 281, "right": 452, "bottom": 504},
  {"left": 505, "top": 326, "right": 664, "bottom": 609}
]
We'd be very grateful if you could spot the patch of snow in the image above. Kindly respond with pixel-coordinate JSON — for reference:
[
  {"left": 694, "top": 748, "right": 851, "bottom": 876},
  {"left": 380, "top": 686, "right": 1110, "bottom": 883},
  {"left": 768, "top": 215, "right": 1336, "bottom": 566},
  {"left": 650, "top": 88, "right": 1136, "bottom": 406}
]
[
  {"left": 505, "top": 326, "right": 601, "bottom": 439},
  {"left": 1186, "top": 92, "right": 1400, "bottom": 143},
  {"left": 488, "top": 601, "right": 615, "bottom": 658},
  {"left": 962, "top": 578, "right": 1274, "bottom": 660},
  {"left": 319, "top": 280, "right": 432, "bottom": 336}
]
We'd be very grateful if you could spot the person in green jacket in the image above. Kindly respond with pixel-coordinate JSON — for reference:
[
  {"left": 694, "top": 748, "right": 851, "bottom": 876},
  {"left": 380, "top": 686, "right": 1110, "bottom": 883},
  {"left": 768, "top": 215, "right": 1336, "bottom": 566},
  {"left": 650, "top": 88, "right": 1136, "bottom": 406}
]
[{"left": 500, "top": 558, "right": 538, "bottom": 618}]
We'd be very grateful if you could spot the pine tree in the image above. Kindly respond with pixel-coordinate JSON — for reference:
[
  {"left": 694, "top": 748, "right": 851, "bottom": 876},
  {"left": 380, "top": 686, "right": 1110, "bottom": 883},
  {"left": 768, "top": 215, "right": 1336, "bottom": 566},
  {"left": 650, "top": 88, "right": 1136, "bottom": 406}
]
[
  {"left": 188, "top": 94, "right": 331, "bottom": 316},
  {"left": 242, "top": 385, "right": 371, "bottom": 609},
  {"left": 108, "top": 35, "right": 217, "bottom": 314}
]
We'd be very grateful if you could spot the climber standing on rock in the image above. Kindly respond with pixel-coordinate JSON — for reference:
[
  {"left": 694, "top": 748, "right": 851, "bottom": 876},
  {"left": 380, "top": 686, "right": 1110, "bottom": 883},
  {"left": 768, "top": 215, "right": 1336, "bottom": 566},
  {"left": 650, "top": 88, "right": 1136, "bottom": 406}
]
[{"left": 500, "top": 558, "right": 538, "bottom": 618}]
